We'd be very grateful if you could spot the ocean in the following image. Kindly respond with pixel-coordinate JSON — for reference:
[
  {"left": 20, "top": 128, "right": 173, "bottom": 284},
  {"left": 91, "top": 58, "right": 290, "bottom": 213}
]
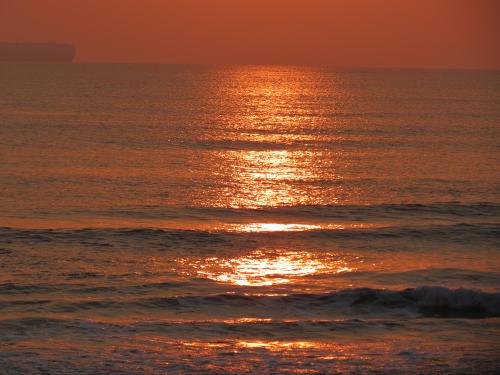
[{"left": 0, "top": 64, "right": 499, "bottom": 373}]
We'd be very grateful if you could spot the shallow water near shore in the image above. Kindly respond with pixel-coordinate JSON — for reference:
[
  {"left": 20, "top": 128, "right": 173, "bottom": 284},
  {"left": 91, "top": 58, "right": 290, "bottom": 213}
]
[{"left": 1, "top": 64, "right": 499, "bottom": 373}]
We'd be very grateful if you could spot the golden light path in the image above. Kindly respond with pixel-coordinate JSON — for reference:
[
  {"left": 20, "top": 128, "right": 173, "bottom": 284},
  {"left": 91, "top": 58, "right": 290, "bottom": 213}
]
[
  {"left": 235, "top": 223, "right": 321, "bottom": 232},
  {"left": 182, "top": 68, "right": 355, "bottom": 287},
  {"left": 220, "top": 223, "right": 368, "bottom": 232},
  {"left": 221, "top": 149, "right": 338, "bottom": 208},
  {"left": 195, "top": 250, "right": 353, "bottom": 287},
  {"left": 182, "top": 340, "right": 317, "bottom": 350},
  {"left": 203, "top": 66, "right": 349, "bottom": 209}
]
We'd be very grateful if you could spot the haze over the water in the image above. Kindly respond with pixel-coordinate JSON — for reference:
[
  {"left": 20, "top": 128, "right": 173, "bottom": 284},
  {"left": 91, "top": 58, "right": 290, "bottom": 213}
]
[{"left": 1, "top": 0, "right": 499, "bottom": 68}]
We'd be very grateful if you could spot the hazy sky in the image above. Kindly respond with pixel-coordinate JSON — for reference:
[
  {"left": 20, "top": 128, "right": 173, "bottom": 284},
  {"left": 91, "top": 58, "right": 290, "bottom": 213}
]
[{"left": 1, "top": 0, "right": 499, "bottom": 68}]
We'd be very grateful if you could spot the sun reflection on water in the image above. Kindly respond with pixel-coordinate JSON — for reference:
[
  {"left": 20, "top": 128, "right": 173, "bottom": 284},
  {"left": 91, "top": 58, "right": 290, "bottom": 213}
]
[
  {"left": 227, "top": 223, "right": 322, "bottom": 232},
  {"left": 221, "top": 222, "right": 368, "bottom": 232},
  {"left": 236, "top": 340, "right": 317, "bottom": 350},
  {"left": 195, "top": 250, "right": 353, "bottom": 287},
  {"left": 180, "top": 339, "right": 320, "bottom": 351},
  {"left": 220, "top": 149, "right": 327, "bottom": 208},
  {"left": 195, "top": 66, "right": 351, "bottom": 209}
]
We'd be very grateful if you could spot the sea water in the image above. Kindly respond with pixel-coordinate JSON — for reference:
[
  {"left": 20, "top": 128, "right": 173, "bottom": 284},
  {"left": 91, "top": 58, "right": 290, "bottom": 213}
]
[{"left": 0, "top": 64, "right": 499, "bottom": 373}]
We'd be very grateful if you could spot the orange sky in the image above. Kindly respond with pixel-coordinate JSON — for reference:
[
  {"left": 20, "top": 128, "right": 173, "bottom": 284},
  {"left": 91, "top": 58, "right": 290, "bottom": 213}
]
[{"left": 1, "top": 0, "right": 499, "bottom": 68}]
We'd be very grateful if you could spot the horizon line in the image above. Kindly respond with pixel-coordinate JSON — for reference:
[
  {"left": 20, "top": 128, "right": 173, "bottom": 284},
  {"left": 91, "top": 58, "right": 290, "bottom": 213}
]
[{"left": 62, "top": 61, "right": 500, "bottom": 71}]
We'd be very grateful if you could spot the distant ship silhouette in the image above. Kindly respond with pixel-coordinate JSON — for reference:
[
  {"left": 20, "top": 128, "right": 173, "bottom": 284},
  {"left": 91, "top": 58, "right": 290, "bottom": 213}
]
[{"left": 0, "top": 42, "right": 76, "bottom": 62}]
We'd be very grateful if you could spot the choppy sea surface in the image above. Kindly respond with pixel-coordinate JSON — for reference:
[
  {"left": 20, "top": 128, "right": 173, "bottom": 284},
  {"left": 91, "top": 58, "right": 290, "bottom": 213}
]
[{"left": 0, "top": 64, "right": 499, "bottom": 374}]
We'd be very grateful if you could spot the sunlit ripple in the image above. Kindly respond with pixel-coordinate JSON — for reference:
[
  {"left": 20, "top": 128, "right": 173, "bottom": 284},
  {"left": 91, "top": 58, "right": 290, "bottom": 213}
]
[
  {"left": 239, "top": 223, "right": 320, "bottom": 232},
  {"left": 220, "top": 222, "right": 369, "bottom": 232},
  {"left": 195, "top": 250, "right": 353, "bottom": 286},
  {"left": 179, "top": 340, "right": 320, "bottom": 351},
  {"left": 236, "top": 341, "right": 317, "bottom": 350}
]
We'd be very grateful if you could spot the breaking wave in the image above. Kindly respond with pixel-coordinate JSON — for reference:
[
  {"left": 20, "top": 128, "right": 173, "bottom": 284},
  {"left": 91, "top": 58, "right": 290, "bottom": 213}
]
[{"left": 1, "top": 287, "right": 498, "bottom": 319}]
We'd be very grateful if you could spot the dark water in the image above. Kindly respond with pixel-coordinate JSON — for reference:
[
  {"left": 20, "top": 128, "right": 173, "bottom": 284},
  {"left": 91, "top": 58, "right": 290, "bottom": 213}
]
[{"left": 0, "top": 64, "right": 499, "bottom": 373}]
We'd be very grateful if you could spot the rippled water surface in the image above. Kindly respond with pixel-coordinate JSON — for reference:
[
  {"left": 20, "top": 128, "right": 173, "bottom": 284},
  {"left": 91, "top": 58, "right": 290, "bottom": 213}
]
[{"left": 0, "top": 64, "right": 499, "bottom": 373}]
